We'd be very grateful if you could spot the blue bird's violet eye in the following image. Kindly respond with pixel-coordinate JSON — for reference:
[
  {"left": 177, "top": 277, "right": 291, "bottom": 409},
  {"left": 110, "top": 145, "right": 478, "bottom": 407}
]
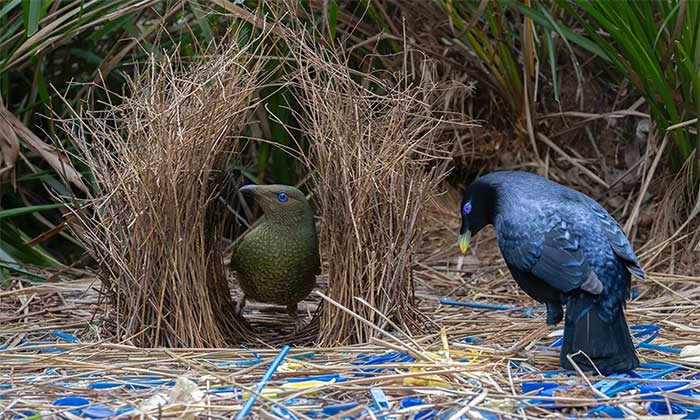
[
  {"left": 463, "top": 202, "right": 472, "bottom": 214},
  {"left": 277, "top": 192, "right": 289, "bottom": 203}
]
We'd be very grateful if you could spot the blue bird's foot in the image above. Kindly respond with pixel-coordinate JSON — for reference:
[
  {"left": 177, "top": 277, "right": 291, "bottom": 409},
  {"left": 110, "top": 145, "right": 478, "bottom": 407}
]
[{"left": 546, "top": 302, "right": 563, "bottom": 325}]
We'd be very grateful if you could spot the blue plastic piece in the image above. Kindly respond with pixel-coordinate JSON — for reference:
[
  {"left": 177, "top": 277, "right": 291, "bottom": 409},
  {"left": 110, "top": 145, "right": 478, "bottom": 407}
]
[
  {"left": 51, "top": 330, "right": 81, "bottom": 343},
  {"left": 439, "top": 299, "right": 513, "bottom": 310},
  {"left": 209, "top": 386, "right": 239, "bottom": 395},
  {"left": 271, "top": 404, "right": 300, "bottom": 420},
  {"left": 89, "top": 382, "right": 123, "bottom": 390},
  {"left": 370, "top": 387, "right": 390, "bottom": 420},
  {"left": 522, "top": 382, "right": 558, "bottom": 394},
  {"left": 549, "top": 337, "right": 563, "bottom": 348},
  {"left": 114, "top": 407, "right": 135, "bottom": 416},
  {"left": 398, "top": 398, "right": 443, "bottom": 420},
  {"left": 638, "top": 342, "right": 682, "bottom": 354},
  {"left": 354, "top": 352, "right": 414, "bottom": 374},
  {"left": 355, "top": 352, "right": 414, "bottom": 365},
  {"left": 287, "top": 374, "right": 346, "bottom": 383},
  {"left": 684, "top": 407, "right": 700, "bottom": 419},
  {"left": 648, "top": 401, "right": 688, "bottom": 416},
  {"left": 52, "top": 396, "right": 90, "bottom": 406},
  {"left": 603, "top": 364, "right": 682, "bottom": 397},
  {"left": 640, "top": 381, "right": 691, "bottom": 399},
  {"left": 323, "top": 402, "right": 361, "bottom": 416},
  {"left": 235, "top": 345, "right": 290, "bottom": 420},
  {"left": 290, "top": 352, "right": 316, "bottom": 360},
  {"left": 82, "top": 405, "right": 116, "bottom": 418},
  {"left": 587, "top": 405, "right": 625, "bottom": 418}
]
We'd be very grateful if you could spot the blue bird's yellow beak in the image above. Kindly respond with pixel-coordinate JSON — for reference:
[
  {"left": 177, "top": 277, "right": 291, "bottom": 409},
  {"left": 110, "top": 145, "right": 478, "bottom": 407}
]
[{"left": 459, "top": 231, "right": 471, "bottom": 254}]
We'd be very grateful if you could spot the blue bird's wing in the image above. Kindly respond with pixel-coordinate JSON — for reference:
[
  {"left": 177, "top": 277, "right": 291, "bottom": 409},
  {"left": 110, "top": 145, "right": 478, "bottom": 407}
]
[
  {"left": 589, "top": 204, "right": 646, "bottom": 279},
  {"left": 501, "top": 219, "right": 600, "bottom": 294}
]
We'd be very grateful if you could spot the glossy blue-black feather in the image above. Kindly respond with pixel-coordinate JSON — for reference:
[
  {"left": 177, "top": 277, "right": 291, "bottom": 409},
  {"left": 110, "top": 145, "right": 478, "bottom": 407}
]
[
  {"left": 479, "top": 172, "right": 643, "bottom": 318},
  {"left": 464, "top": 171, "right": 643, "bottom": 371}
]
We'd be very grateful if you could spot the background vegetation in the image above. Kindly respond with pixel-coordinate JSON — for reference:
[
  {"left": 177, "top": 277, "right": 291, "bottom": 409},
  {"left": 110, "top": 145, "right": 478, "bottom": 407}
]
[{"left": 1, "top": 0, "right": 699, "bottom": 288}]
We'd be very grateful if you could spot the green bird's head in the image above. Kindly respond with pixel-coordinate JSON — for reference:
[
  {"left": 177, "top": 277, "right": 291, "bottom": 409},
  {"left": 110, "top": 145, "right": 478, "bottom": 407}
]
[{"left": 239, "top": 184, "right": 313, "bottom": 223}]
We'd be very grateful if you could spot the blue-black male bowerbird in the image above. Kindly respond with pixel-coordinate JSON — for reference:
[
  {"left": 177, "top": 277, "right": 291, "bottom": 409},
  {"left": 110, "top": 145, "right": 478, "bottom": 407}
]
[{"left": 459, "top": 171, "right": 644, "bottom": 372}]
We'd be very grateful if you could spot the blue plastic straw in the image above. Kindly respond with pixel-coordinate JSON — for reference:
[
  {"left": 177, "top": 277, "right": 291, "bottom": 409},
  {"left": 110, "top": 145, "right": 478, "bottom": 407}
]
[
  {"left": 439, "top": 300, "right": 513, "bottom": 311},
  {"left": 235, "top": 345, "right": 291, "bottom": 420}
]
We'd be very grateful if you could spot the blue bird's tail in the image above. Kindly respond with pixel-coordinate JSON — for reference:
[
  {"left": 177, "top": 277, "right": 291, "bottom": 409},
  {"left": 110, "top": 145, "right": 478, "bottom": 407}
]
[{"left": 561, "top": 294, "right": 639, "bottom": 373}]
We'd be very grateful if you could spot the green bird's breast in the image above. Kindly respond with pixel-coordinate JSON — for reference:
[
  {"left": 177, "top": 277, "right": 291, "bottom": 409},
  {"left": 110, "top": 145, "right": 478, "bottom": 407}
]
[{"left": 232, "top": 221, "right": 319, "bottom": 306}]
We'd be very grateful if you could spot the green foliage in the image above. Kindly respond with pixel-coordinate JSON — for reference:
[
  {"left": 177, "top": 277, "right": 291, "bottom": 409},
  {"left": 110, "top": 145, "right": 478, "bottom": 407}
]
[
  {"left": 439, "top": 0, "right": 526, "bottom": 119},
  {"left": 552, "top": 0, "right": 700, "bottom": 166}
]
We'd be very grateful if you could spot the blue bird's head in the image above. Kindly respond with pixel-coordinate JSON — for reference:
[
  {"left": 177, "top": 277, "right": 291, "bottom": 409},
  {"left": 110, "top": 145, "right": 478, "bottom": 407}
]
[{"left": 459, "top": 179, "right": 497, "bottom": 254}]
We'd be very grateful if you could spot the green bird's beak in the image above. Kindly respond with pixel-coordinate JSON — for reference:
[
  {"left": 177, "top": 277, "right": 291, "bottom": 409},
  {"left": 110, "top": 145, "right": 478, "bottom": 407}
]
[{"left": 459, "top": 231, "right": 471, "bottom": 254}]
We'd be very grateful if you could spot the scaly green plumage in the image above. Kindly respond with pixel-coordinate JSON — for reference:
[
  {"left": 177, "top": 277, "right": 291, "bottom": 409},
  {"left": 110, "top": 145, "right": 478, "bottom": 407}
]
[{"left": 230, "top": 184, "right": 320, "bottom": 320}]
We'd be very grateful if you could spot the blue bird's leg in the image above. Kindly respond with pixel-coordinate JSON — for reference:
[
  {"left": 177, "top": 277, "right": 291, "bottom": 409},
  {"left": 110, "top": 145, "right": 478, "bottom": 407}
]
[{"left": 546, "top": 302, "right": 563, "bottom": 325}]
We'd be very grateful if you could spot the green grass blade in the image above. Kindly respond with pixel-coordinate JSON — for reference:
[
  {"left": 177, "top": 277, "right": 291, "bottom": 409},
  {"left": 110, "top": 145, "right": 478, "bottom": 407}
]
[
  {"left": 0, "top": 203, "right": 65, "bottom": 219},
  {"left": 544, "top": 28, "right": 559, "bottom": 102},
  {"left": 22, "top": 0, "right": 42, "bottom": 36},
  {"left": 0, "top": 0, "right": 21, "bottom": 19},
  {"left": 328, "top": 0, "right": 338, "bottom": 41}
]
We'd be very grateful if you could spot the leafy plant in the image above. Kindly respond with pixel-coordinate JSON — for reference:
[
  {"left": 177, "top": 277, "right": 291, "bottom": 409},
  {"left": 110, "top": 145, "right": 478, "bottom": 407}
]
[{"left": 551, "top": 0, "right": 700, "bottom": 167}]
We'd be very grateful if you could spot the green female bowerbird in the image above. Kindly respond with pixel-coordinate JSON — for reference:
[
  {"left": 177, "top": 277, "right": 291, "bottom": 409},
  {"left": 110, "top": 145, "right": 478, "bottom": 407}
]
[{"left": 230, "top": 184, "right": 320, "bottom": 327}]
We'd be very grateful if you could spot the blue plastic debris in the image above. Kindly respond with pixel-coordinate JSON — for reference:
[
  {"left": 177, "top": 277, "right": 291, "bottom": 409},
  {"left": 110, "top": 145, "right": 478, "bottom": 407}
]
[
  {"left": 355, "top": 352, "right": 415, "bottom": 365},
  {"left": 549, "top": 337, "right": 563, "bottom": 348},
  {"left": 587, "top": 405, "right": 625, "bottom": 418},
  {"left": 322, "top": 402, "right": 364, "bottom": 417},
  {"left": 287, "top": 373, "right": 346, "bottom": 383},
  {"left": 51, "top": 330, "right": 81, "bottom": 343},
  {"left": 640, "top": 381, "right": 692, "bottom": 399},
  {"left": 89, "top": 382, "right": 123, "bottom": 390},
  {"left": 462, "top": 336, "right": 482, "bottom": 344},
  {"left": 370, "top": 387, "right": 390, "bottom": 420},
  {"left": 114, "top": 407, "right": 135, "bottom": 416},
  {"left": 638, "top": 342, "right": 682, "bottom": 354},
  {"left": 271, "top": 404, "right": 300, "bottom": 420},
  {"left": 684, "top": 407, "right": 700, "bottom": 419},
  {"left": 399, "top": 397, "right": 438, "bottom": 420},
  {"left": 648, "top": 401, "right": 688, "bottom": 416},
  {"left": 440, "top": 299, "right": 513, "bottom": 310},
  {"left": 52, "top": 396, "right": 90, "bottom": 406},
  {"left": 290, "top": 352, "right": 316, "bottom": 360},
  {"left": 235, "top": 345, "right": 290, "bottom": 420},
  {"left": 522, "top": 382, "right": 558, "bottom": 394},
  {"left": 82, "top": 405, "right": 116, "bottom": 419}
]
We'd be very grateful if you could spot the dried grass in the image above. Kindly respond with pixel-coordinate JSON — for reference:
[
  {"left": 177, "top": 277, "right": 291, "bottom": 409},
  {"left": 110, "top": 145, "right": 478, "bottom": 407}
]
[
  {"left": 283, "top": 28, "right": 464, "bottom": 345},
  {"left": 58, "top": 33, "right": 271, "bottom": 347}
]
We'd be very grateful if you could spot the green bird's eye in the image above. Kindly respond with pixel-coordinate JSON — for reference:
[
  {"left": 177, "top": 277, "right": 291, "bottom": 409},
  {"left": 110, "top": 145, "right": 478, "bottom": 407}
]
[{"left": 277, "top": 192, "right": 289, "bottom": 203}]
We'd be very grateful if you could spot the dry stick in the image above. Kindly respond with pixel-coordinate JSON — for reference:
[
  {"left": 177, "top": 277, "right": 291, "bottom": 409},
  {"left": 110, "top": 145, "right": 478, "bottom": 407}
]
[
  {"left": 536, "top": 133, "right": 608, "bottom": 189},
  {"left": 565, "top": 351, "right": 609, "bottom": 400},
  {"left": 624, "top": 131, "right": 670, "bottom": 237},
  {"left": 315, "top": 291, "right": 429, "bottom": 362}
]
